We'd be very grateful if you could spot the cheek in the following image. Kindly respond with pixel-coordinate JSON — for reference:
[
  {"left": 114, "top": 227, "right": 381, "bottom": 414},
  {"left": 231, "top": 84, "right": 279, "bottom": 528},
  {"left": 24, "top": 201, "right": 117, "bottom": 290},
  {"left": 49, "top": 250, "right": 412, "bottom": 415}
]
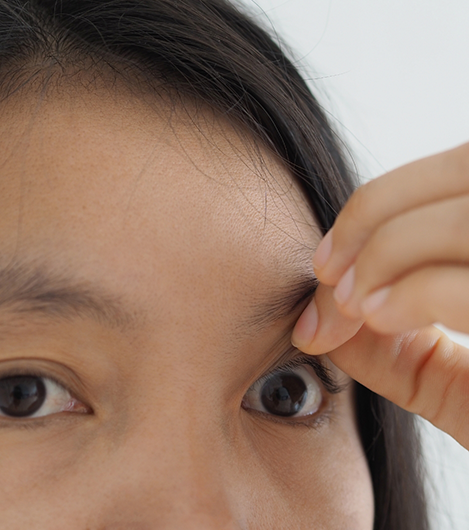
[
  {"left": 236, "top": 411, "right": 374, "bottom": 528},
  {"left": 0, "top": 402, "right": 374, "bottom": 529}
]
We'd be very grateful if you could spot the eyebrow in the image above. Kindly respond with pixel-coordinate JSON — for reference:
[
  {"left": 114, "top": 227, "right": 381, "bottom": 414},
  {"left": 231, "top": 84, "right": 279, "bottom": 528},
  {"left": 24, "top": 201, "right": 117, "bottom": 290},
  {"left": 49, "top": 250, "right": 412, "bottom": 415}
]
[
  {"left": 0, "top": 258, "right": 317, "bottom": 332},
  {"left": 240, "top": 274, "right": 318, "bottom": 332},
  {"left": 0, "top": 260, "right": 137, "bottom": 329}
]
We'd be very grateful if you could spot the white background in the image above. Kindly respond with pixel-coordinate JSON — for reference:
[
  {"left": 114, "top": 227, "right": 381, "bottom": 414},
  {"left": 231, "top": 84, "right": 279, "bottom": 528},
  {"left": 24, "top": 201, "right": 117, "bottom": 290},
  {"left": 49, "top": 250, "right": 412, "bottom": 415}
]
[{"left": 239, "top": 1, "right": 469, "bottom": 528}]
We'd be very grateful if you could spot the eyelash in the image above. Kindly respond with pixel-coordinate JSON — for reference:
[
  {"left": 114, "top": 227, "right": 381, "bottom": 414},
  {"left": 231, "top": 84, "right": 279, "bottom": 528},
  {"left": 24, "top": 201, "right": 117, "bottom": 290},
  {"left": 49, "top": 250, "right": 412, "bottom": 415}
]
[
  {"left": 0, "top": 367, "right": 91, "bottom": 426},
  {"left": 267, "top": 356, "right": 343, "bottom": 394},
  {"left": 242, "top": 355, "right": 346, "bottom": 429},
  {"left": 0, "top": 355, "right": 346, "bottom": 430},
  {"left": 0, "top": 367, "right": 67, "bottom": 390}
]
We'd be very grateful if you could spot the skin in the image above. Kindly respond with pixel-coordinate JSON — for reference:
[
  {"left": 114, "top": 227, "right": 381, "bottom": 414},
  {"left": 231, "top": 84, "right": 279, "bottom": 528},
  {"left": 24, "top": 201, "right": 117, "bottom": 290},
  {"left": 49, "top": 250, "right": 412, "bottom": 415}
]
[
  {"left": 292, "top": 143, "right": 469, "bottom": 450},
  {"left": 0, "top": 78, "right": 373, "bottom": 529}
]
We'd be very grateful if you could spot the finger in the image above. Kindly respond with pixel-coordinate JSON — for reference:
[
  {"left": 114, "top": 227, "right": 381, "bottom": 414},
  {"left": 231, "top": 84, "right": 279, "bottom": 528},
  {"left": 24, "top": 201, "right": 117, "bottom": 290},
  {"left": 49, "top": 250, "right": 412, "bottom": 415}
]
[
  {"left": 313, "top": 143, "right": 469, "bottom": 285},
  {"left": 333, "top": 194, "right": 469, "bottom": 318},
  {"left": 291, "top": 282, "right": 363, "bottom": 354},
  {"left": 358, "top": 265, "right": 469, "bottom": 335},
  {"left": 327, "top": 325, "right": 469, "bottom": 450}
]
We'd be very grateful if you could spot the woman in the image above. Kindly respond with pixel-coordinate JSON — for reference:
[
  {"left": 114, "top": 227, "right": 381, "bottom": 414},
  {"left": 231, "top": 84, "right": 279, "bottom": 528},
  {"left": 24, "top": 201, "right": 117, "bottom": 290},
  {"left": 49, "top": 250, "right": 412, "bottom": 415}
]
[{"left": 0, "top": 0, "right": 465, "bottom": 528}]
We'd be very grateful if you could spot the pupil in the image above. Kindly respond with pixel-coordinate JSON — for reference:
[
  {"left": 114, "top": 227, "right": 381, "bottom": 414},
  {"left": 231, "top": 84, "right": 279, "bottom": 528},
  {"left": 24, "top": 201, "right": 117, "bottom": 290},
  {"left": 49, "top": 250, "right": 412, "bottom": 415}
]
[
  {"left": 0, "top": 376, "right": 46, "bottom": 417},
  {"left": 260, "top": 372, "right": 307, "bottom": 417}
]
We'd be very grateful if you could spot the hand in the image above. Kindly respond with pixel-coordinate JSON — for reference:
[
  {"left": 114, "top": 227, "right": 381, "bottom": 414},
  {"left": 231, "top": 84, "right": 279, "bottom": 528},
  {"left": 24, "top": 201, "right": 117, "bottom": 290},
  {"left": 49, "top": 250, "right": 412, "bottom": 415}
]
[{"left": 292, "top": 142, "right": 469, "bottom": 450}]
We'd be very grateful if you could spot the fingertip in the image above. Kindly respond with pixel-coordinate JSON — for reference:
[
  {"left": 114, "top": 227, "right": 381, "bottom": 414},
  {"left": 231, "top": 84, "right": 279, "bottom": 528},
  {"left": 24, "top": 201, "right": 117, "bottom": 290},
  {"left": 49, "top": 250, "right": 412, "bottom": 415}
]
[{"left": 291, "top": 298, "right": 318, "bottom": 351}]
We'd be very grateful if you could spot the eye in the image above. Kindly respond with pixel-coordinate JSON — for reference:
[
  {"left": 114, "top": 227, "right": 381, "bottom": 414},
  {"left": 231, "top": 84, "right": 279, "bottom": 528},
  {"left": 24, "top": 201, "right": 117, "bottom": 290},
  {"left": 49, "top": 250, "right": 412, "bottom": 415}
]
[
  {"left": 242, "top": 364, "right": 322, "bottom": 419},
  {"left": 0, "top": 375, "right": 89, "bottom": 419}
]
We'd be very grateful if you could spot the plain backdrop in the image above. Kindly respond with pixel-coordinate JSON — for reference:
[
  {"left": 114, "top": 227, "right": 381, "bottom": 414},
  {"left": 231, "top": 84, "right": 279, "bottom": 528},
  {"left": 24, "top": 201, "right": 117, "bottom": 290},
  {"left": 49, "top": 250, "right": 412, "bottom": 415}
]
[{"left": 238, "top": 1, "right": 469, "bottom": 528}]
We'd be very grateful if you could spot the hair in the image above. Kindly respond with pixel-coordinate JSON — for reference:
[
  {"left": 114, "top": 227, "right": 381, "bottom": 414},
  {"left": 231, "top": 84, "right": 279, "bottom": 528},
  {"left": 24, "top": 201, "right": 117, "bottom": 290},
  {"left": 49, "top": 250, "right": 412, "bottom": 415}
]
[{"left": 0, "top": 1, "right": 428, "bottom": 528}]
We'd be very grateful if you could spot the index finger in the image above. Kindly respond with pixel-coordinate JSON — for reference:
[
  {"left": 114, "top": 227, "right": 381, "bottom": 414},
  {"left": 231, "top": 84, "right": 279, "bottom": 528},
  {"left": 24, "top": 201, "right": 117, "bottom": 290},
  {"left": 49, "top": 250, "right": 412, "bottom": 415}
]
[
  {"left": 314, "top": 142, "right": 469, "bottom": 285},
  {"left": 292, "top": 282, "right": 363, "bottom": 354}
]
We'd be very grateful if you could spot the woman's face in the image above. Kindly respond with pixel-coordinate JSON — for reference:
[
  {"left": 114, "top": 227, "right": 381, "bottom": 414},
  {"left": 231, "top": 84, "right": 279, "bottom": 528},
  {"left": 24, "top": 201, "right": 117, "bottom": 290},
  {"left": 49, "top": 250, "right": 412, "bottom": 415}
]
[{"left": 0, "top": 83, "right": 373, "bottom": 529}]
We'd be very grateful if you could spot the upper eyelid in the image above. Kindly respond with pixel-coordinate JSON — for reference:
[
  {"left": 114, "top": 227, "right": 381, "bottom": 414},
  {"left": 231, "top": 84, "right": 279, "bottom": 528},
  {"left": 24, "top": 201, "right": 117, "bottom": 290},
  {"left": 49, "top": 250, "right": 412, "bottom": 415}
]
[
  {"left": 0, "top": 367, "right": 66, "bottom": 387},
  {"left": 0, "top": 365, "right": 90, "bottom": 409},
  {"left": 259, "top": 354, "right": 345, "bottom": 395}
]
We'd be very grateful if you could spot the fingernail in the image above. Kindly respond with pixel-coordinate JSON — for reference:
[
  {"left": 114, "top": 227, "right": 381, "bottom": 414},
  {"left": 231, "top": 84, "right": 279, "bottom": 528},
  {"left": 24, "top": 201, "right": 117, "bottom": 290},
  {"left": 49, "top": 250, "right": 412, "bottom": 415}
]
[
  {"left": 312, "top": 230, "right": 333, "bottom": 269},
  {"left": 334, "top": 265, "right": 355, "bottom": 305},
  {"left": 291, "top": 298, "right": 318, "bottom": 350},
  {"left": 361, "top": 287, "right": 391, "bottom": 315}
]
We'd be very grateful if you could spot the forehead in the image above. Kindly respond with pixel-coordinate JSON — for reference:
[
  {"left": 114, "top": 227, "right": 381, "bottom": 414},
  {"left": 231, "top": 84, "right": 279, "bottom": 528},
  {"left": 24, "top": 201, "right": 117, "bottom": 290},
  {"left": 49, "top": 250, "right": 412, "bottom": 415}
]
[{"left": 0, "top": 87, "right": 319, "bottom": 321}]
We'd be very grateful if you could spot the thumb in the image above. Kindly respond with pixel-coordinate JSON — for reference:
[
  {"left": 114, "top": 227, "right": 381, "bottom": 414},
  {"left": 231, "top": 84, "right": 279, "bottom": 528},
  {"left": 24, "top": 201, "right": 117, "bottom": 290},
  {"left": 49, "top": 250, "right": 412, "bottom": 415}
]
[{"left": 327, "top": 324, "right": 469, "bottom": 450}]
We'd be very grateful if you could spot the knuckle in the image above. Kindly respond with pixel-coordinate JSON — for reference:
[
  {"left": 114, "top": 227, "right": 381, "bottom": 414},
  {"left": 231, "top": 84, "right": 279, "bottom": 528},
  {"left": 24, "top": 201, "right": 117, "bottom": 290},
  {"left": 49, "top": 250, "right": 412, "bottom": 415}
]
[
  {"left": 424, "top": 340, "right": 460, "bottom": 424},
  {"left": 402, "top": 329, "right": 462, "bottom": 429},
  {"left": 398, "top": 329, "right": 440, "bottom": 412}
]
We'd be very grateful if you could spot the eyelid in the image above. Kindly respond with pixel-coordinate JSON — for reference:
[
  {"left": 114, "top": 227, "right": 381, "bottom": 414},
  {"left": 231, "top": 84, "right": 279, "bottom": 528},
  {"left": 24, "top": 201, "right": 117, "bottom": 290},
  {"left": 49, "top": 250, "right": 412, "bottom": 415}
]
[
  {"left": 0, "top": 358, "right": 90, "bottom": 394},
  {"left": 0, "top": 366, "right": 72, "bottom": 392},
  {"left": 242, "top": 357, "right": 345, "bottom": 430},
  {"left": 261, "top": 350, "right": 345, "bottom": 395}
]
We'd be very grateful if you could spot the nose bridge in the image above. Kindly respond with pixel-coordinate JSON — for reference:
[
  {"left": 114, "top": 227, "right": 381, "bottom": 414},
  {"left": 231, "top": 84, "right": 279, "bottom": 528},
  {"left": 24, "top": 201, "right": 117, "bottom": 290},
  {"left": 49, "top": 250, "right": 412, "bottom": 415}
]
[{"left": 94, "top": 412, "right": 245, "bottom": 529}]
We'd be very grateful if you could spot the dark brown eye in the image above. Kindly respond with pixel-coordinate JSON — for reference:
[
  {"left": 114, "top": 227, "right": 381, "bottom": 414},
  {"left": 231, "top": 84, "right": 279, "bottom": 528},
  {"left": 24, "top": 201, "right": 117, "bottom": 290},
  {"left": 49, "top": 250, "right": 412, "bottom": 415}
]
[
  {"left": 0, "top": 376, "right": 46, "bottom": 417},
  {"left": 0, "top": 373, "right": 89, "bottom": 419},
  {"left": 243, "top": 365, "right": 322, "bottom": 419},
  {"left": 260, "top": 372, "right": 307, "bottom": 417}
]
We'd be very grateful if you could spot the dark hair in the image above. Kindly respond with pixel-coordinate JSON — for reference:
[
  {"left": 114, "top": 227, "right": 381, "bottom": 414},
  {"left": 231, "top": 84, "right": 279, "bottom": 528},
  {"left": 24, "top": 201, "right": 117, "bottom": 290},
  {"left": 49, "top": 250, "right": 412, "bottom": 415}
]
[{"left": 0, "top": 1, "right": 428, "bottom": 528}]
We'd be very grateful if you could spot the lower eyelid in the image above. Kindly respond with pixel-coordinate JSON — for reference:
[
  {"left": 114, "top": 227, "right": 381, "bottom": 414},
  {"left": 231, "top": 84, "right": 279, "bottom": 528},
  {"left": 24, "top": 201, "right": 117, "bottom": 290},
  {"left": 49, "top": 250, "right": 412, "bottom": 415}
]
[
  {"left": 0, "top": 411, "right": 93, "bottom": 430},
  {"left": 242, "top": 405, "right": 333, "bottom": 430}
]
